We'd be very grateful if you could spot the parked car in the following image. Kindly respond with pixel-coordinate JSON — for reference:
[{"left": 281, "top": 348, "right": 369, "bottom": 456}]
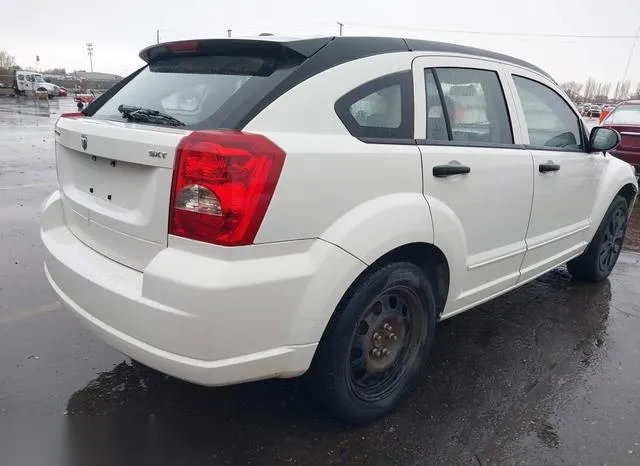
[
  {"left": 601, "top": 100, "right": 640, "bottom": 172},
  {"left": 41, "top": 36, "right": 637, "bottom": 423},
  {"left": 58, "top": 87, "right": 68, "bottom": 97},
  {"left": 585, "top": 104, "right": 602, "bottom": 118}
]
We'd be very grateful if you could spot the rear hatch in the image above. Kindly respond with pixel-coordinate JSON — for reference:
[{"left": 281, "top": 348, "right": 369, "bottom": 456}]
[
  {"left": 603, "top": 103, "right": 640, "bottom": 166},
  {"left": 54, "top": 38, "right": 325, "bottom": 271},
  {"left": 55, "top": 118, "right": 185, "bottom": 271}
]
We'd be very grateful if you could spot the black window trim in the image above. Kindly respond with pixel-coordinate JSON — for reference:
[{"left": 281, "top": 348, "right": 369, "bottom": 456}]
[
  {"left": 429, "top": 69, "right": 453, "bottom": 141},
  {"left": 334, "top": 70, "right": 414, "bottom": 142},
  {"left": 511, "top": 73, "right": 587, "bottom": 153}
]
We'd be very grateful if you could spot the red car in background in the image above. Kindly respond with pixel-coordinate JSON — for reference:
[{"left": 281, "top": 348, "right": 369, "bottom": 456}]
[{"left": 601, "top": 100, "right": 640, "bottom": 172}]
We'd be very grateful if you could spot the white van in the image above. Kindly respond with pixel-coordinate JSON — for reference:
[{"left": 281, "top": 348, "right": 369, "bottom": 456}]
[{"left": 14, "top": 71, "right": 60, "bottom": 97}]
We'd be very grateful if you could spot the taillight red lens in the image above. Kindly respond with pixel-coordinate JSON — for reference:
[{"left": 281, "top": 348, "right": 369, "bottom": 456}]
[
  {"left": 60, "top": 112, "right": 85, "bottom": 118},
  {"left": 169, "top": 130, "right": 286, "bottom": 246}
]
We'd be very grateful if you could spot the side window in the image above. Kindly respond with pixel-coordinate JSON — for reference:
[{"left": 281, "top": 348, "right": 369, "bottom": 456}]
[
  {"left": 512, "top": 75, "right": 582, "bottom": 150},
  {"left": 434, "top": 68, "right": 513, "bottom": 145},
  {"left": 26, "top": 75, "right": 34, "bottom": 82},
  {"left": 335, "top": 71, "right": 413, "bottom": 140},
  {"left": 17, "top": 74, "right": 24, "bottom": 81},
  {"left": 424, "top": 70, "right": 449, "bottom": 141}
]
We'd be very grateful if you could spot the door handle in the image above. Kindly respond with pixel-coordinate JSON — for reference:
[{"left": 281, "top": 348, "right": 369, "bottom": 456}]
[
  {"left": 433, "top": 164, "right": 471, "bottom": 177},
  {"left": 539, "top": 162, "right": 560, "bottom": 173}
]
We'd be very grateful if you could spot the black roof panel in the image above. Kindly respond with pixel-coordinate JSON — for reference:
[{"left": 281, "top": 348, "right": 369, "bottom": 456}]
[{"left": 141, "top": 36, "right": 552, "bottom": 82}]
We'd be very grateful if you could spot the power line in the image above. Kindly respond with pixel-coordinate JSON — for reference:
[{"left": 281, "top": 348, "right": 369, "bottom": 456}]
[{"left": 347, "top": 22, "right": 640, "bottom": 39}]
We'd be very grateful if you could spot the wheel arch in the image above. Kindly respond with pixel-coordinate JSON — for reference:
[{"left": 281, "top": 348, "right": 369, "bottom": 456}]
[
  {"left": 617, "top": 182, "right": 638, "bottom": 212},
  {"left": 588, "top": 161, "right": 638, "bottom": 240},
  {"left": 311, "top": 242, "right": 451, "bottom": 352}
]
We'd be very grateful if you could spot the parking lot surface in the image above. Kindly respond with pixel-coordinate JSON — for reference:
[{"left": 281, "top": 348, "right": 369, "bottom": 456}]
[{"left": 1, "top": 97, "right": 639, "bottom": 466}]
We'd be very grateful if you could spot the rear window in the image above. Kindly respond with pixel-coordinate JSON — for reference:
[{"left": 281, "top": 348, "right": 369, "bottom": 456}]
[
  {"left": 605, "top": 104, "right": 640, "bottom": 125},
  {"left": 92, "top": 54, "right": 300, "bottom": 129}
]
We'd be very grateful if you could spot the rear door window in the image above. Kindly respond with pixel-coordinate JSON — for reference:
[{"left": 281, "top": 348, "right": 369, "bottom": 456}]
[
  {"left": 431, "top": 68, "right": 513, "bottom": 145},
  {"left": 335, "top": 71, "right": 414, "bottom": 141},
  {"left": 92, "top": 55, "right": 299, "bottom": 129}
]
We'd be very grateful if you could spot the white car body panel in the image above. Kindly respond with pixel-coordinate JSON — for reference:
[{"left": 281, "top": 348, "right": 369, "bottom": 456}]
[
  {"left": 55, "top": 117, "right": 188, "bottom": 270},
  {"left": 500, "top": 65, "right": 602, "bottom": 281},
  {"left": 41, "top": 39, "right": 638, "bottom": 386},
  {"left": 411, "top": 55, "right": 534, "bottom": 314}
]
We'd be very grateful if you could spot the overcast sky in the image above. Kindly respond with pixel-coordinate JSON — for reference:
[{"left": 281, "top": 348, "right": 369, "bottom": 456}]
[{"left": 2, "top": 0, "right": 640, "bottom": 86}]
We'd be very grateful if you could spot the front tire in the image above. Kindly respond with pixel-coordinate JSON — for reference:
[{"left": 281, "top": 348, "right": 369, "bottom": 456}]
[
  {"left": 309, "top": 262, "right": 437, "bottom": 423},
  {"left": 567, "top": 195, "right": 629, "bottom": 282}
]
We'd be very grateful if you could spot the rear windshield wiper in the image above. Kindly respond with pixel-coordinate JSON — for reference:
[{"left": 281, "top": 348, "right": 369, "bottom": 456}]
[{"left": 117, "top": 104, "right": 185, "bottom": 127}]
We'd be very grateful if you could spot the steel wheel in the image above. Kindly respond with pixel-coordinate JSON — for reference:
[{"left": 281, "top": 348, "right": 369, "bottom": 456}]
[
  {"left": 346, "top": 285, "right": 427, "bottom": 403},
  {"left": 598, "top": 204, "right": 627, "bottom": 274}
]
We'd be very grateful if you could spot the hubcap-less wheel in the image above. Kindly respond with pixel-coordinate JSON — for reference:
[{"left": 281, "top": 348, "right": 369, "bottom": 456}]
[
  {"left": 347, "top": 286, "right": 426, "bottom": 403},
  {"left": 598, "top": 205, "right": 627, "bottom": 273}
]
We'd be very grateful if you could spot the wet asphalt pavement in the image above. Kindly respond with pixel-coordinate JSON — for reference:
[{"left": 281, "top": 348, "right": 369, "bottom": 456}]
[{"left": 1, "top": 97, "right": 639, "bottom": 466}]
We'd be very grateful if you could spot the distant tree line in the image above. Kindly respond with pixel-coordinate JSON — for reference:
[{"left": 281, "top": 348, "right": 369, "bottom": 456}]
[{"left": 561, "top": 78, "right": 640, "bottom": 103}]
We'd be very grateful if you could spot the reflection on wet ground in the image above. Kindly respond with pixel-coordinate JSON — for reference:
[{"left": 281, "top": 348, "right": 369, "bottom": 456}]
[
  {"left": 0, "top": 95, "right": 67, "bottom": 120},
  {"left": 59, "top": 264, "right": 639, "bottom": 466},
  {"left": 1, "top": 97, "right": 639, "bottom": 465}
]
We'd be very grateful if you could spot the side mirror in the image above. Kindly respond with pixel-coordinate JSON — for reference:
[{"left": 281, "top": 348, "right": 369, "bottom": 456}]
[
  {"left": 77, "top": 101, "right": 84, "bottom": 110},
  {"left": 589, "top": 126, "right": 620, "bottom": 153}
]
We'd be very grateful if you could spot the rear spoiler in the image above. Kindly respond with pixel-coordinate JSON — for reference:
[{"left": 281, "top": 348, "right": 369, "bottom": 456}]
[{"left": 139, "top": 38, "right": 334, "bottom": 64}]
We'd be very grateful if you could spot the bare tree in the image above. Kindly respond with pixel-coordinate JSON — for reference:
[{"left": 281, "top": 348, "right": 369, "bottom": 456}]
[
  {"left": 620, "top": 80, "right": 631, "bottom": 100},
  {"left": 633, "top": 80, "right": 640, "bottom": 100},
  {"left": 613, "top": 82, "right": 621, "bottom": 100},
  {"left": 560, "top": 81, "right": 583, "bottom": 100},
  {"left": 0, "top": 50, "right": 16, "bottom": 68},
  {"left": 584, "top": 78, "right": 596, "bottom": 100}
]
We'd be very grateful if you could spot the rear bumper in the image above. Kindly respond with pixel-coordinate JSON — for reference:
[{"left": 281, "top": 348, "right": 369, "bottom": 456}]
[{"left": 41, "top": 190, "right": 364, "bottom": 386}]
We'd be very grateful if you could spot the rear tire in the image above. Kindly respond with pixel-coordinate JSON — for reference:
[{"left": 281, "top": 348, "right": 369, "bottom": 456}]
[
  {"left": 567, "top": 195, "right": 629, "bottom": 282},
  {"left": 309, "top": 262, "right": 437, "bottom": 423}
]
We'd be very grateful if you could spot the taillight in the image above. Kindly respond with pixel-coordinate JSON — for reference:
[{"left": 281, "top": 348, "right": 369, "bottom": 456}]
[
  {"left": 169, "top": 130, "right": 286, "bottom": 246},
  {"left": 60, "top": 112, "right": 85, "bottom": 118}
]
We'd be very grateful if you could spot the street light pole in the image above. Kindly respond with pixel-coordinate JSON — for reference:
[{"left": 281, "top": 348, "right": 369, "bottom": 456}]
[
  {"left": 156, "top": 29, "right": 160, "bottom": 44},
  {"left": 227, "top": 29, "right": 232, "bottom": 38},
  {"left": 337, "top": 22, "right": 343, "bottom": 36},
  {"left": 86, "top": 43, "right": 94, "bottom": 72}
]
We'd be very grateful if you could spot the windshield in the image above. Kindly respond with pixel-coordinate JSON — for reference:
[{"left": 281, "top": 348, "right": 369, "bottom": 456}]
[
  {"left": 34, "top": 75, "right": 44, "bottom": 82},
  {"left": 605, "top": 104, "right": 640, "bottom": 126},
  {"left": 92, "top": 54, "right": 299, "bottom": 129}
]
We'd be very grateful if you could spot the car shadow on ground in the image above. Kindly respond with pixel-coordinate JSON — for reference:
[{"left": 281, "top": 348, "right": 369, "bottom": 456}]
[{"left": 61, "top": 266, "right": 614, "bottom": 466}]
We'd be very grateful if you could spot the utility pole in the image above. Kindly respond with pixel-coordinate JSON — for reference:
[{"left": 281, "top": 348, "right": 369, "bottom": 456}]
[
  {"left": 337, "top": 22, "right": 343, "bottom": 36},
  {"left": 621, "top": 23, "right": 640, "bottom": 94},
  {"left": 86, "top": 43, "right": 94, "bottom": 73},
  {"left": 156, "top": 29, "right": 160, "bottom": 44},
  {"left": 227, "top": 29, "right": 232, "bottom": 38}
]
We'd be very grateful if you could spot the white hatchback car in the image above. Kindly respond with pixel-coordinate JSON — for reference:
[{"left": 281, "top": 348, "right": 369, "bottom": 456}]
[{"left": 42, "top": 36, "right": 637, "bottom": 423}]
